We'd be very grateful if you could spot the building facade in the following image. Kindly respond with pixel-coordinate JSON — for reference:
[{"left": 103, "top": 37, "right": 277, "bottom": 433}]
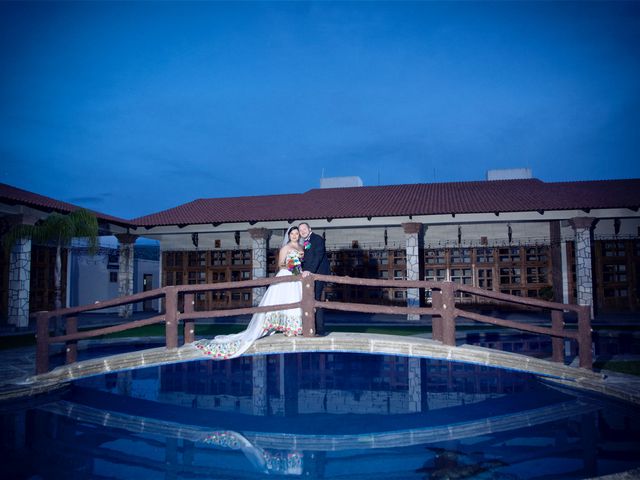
[
  {"left": 2, "top": 177, "right": 640, "bottom": 328},
  {"left": 131, "top": 178, "right": 640, "bottom": 316}
]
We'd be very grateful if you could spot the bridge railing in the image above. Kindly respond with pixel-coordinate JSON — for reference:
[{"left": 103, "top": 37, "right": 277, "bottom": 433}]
[
  {"left": 310, "top": 275, "right": 592, "bottom": 370},
  {"left": 33, "top": 274, "right": 592, "bottom": 375}
]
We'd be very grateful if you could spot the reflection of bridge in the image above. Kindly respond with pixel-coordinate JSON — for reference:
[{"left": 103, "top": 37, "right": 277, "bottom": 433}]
[
  {"left": 7, "top": 388, "right": 604, "bottom": 479},
  {"left": 40, "top": 397, "right": 597, "bottom": 451},
  {"left": 14, "top": 332, "right": 638, "bottom": 405}
]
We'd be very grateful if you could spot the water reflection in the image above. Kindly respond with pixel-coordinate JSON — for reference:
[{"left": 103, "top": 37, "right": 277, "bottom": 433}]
[
  {"left": 80, "top": 353, "right": 548, "bottom": 417},
  {"left": 1, "top": 353, "right": 639, "bottom": 479}
]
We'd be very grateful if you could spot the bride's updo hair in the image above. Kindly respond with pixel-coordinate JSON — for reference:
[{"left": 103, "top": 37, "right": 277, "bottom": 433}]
[{"left": 281, "top": 226, "right": 300, "bottom": 248}]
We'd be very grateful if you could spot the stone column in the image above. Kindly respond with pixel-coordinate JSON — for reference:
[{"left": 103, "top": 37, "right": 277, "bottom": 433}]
[
  {"left": 249, "top": 228, "right": 270, "bottom": 306},
  {"left": 407, "top": 357, "right": 422, "bottom": 413},
  {"left": 402, "top": 222, "right": 422, "bottom": 321},
  {"left": 8, "top": 237, "right": 32, "bottom": 328},
  {"left": 115, "top": 234, "right": 137, "bottom": 318},
  {"left": 569, "top": 217, "right": 596, "bottom": 316},
  {"left": 252, "top": 355, "right": 268, "bottom": 416}
]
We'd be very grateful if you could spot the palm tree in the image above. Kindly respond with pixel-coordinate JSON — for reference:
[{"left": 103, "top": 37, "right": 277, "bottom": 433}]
[{"left": 3, "top": 208, "right": 99, "bottom": 330}]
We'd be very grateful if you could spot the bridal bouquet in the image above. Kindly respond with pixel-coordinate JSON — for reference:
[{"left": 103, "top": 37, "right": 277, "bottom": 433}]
[{"left": 285, "top": 251, "right": 302, "bottom": 275}]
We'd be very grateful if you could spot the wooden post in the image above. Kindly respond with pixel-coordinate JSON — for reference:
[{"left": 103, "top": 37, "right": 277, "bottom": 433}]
[
  {"left": 165, "top": 288, "right": 178, "bottom": 349},
  {"left": 431, "top": 287, "right": 443, "bottom": 342},
  {"left": 183, "top": 293, "right": 195, "bottom": 345},
  {"left": 36, "top": 312, "right": 50, "bottom": 375},
  {"left": 551, "top": 310, "right": 564, "bottom": 363},
  {"left": 301, "top": 276, "right": 316, "bottom": 337},
  {"left": 441, "top": 282, "right": 456, "bottom": 347},
  {"left": 577, "top": 305, "right": 593, "bottom": 370},
  {"left": 65, "top": 316, "right": 78, "bottom": 365}
]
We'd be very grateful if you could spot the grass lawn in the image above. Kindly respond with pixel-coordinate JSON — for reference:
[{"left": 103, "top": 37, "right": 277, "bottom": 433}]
[
  {"left": 593, "top": 360, "right": 640, "bottom": 377},
  {"left": 0, "top": 324, "right": 435, "bottom": 350}
]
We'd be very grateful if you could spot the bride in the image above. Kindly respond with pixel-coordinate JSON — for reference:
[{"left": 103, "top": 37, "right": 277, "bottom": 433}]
[{"left": 194, "top": 226, "right": 304, "bottom": 359}]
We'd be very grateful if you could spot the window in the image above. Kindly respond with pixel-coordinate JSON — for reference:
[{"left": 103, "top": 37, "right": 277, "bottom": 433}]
[
  {"left": 425, "top": 249, "right": 446, "bottom": 264},
  {"left": 188, "top": 251, "right": 207, "bottom": 267},
  {"left": 232, "top": 250, "right": 251, "bottom": 265},
  {"left": 500, "top": 288, "right": 522, "bottom": 296},
  {"left": 211, "top": 251, "right": 227, "bottom": 266},
  {"left": 498, "top": 247, "right": 520, "bottom": 263},
  {"left": 604, "top": 288, "right": 628, "bottom": 298},
  {"left": 450, "top": 268, "right": 472, "bottom": 285},
  {"left": 500, "top": 267, "right": 521, "bottom": 285},
  {"left": 450, "top": 248, "right": 471, "bottom": 264},
  {"left": 477, "top": 269, "right": 493, "bottom": 289},
  {"left": 371, "top": 251, "right": 389, "bottom": 265},
  {"left": 526, "top": 246, "right": 548, "bottom": 262},
  {"left": 165, "top": 252, "right": 183, "bottom": 268},
  {"left": 109, "top": 272, "right": 118, "bottom": 283},
  {"left": 107, "top": 253, "right": 119, "bottom": 268},
  {"left": 603, "top": 264, "right": 627, "bottom": 283},
  {"left": 526, "top": 267, "right": 547, "bottom": 284},
  {"left": 392, "top": 250, "right": 406, "bottom": 265},
  {"left": 476, "top": 248, "right": 494, "bottom": 264},
  {"left": 425, "top": 268, "right": 446, "bottom": 281},
  {"left": 602, "top": 241, "right": 625, "bottom": 257},
  {"left": 188, "top": 271, "right": 206, "bottom": 284}
]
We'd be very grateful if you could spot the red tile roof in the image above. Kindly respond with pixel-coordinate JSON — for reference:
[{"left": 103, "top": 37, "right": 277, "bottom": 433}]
[
  {"left": 132, "top": 178, "right": 640, "bottom": 227},
  {"left": 0, "top": 183, "right": 130, "bottom": 226}
]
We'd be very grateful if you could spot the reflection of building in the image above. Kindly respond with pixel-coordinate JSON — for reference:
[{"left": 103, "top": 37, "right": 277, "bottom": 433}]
[
  {"left": 76, "top": 354, "right": 538, "bottom": 417},
  {"left": 154, "top": 354, "right": 538, "bottom": 416}
]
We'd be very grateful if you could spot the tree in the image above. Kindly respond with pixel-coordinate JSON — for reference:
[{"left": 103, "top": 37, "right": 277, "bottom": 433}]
[{"left": 3, "top": 209, "right": 99, "bottom": 330}]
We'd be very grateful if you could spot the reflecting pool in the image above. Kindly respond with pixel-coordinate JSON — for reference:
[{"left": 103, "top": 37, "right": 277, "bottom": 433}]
[{"left": 1, "top": 353, "right": 639, "bottom": 479}]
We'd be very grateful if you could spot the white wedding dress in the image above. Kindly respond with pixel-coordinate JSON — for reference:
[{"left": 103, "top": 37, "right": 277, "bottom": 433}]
[{"left": 194, "top": 250, "right": 303, "bottom": 360}]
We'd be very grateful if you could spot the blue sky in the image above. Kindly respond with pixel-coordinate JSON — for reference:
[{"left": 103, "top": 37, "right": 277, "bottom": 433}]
[{"left": 1, "top": 1, "right": 639, "bottom": 219}]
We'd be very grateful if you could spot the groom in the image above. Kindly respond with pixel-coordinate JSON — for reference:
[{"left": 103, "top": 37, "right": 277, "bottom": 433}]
[{"left": 298, "top": 222, "right": 330, "bottom": 335}]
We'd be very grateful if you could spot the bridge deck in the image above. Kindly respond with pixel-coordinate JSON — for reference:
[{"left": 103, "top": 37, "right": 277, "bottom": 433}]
[{"left": 2, "top": 332, "right": 639, "bottom": 404}]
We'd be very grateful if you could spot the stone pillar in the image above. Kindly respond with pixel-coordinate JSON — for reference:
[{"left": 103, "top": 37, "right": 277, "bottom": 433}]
[
  {"left": 115, "top": 234, "right": 137, "bottom": 318},
  {"left": 407, "top": 357, "right": 422, "bottom": 413},
  {"left": 402, "top": 222, "right": 422, "bottom": 321},
  {"left": 249, "top": 228, "right": 270, "bottom": 306},
  {"left": 569, "top": 217, "right": 596, "bottom": 315},
  {"left": 8, "top": 237, "right": 32, "bottom": 328},
  {"left": 252, "top": 355, "right": 268, "bottom": 416}
]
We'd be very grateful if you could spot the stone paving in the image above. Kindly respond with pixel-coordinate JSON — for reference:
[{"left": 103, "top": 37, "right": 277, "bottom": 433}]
[{"left": 0, "top": 345, "right": 36, "bottom": 386}]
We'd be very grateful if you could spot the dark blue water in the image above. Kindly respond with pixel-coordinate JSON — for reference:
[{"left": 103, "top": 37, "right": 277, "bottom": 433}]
[{"left": 1, "top": 353, "right": 639, "bottom": 479}]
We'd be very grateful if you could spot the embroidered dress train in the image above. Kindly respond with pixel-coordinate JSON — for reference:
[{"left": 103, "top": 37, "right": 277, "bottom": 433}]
[{"left": 194, "top": 250, "right": 303, "bottom": 360}]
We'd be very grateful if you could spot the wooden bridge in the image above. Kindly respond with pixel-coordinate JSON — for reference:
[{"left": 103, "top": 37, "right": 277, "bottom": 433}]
[{"left": 6, "top": 273, "right": 640, "bottom": 404}]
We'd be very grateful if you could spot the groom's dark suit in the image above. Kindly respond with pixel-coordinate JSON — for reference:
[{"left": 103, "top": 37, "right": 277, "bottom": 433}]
[{"left": 301, "top": 231, "right": 330, "bottom": 335}]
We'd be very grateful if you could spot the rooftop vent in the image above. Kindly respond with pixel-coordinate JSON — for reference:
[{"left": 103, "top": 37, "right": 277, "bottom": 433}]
[
  {"left": 486, "top": 168, "right": 532, "bottom": 181},
  {"left": 320, "top": 176, "right": 364, "bottom": 189}
]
